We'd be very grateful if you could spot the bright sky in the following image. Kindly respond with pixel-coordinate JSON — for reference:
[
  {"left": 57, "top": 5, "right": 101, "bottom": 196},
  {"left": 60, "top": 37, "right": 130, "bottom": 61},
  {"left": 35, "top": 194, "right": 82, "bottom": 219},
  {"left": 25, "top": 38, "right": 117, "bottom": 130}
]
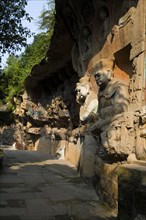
[{"left": 1, "top": 0, "right": 48, "bottom": 68}]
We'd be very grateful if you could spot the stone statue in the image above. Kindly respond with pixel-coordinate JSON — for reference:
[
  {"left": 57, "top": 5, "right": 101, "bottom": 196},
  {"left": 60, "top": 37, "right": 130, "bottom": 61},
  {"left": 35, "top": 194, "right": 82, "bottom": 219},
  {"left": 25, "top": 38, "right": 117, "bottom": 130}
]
[
  {"left": 90, "top": 58, "right": 129, "bottom": 130},
  {"left": 75, "top": 76, "right": 98, "bottom": 179},
  {"left": 89, "top": 58, "right": 130, "bottom": 159},
  {"left": 75, "top": 76, "right": 98, "bottom": 124}
]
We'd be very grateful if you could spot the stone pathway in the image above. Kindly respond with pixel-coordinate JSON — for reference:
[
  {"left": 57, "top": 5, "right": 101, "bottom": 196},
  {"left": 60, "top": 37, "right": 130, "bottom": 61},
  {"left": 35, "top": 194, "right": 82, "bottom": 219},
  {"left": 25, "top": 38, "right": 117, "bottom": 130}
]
[{"left": 0, "top": 148, "right": 116, "bottom": 220}]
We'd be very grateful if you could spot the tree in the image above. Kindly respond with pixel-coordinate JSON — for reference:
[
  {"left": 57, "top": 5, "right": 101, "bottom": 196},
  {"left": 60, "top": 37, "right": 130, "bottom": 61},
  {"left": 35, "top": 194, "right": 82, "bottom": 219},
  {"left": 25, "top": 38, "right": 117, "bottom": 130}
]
[
  {"left": 0, "top": 0, "right": 55, "bottom": 108},
  {"left": 0, "top": 0, "right": 32, "bottom": 56},
  {"left": 0, "top": 31, "right": 53, "bottom": 108},
  {"left": 37, "top": 0, "right": 55, "bottom": 32}
]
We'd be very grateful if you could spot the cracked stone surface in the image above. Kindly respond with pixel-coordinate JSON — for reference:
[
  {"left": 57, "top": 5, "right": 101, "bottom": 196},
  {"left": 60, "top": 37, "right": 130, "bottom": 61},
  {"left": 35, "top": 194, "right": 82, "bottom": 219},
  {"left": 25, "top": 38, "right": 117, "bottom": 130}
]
[{"left": 0, "top": 148, "right": 117, "bottom": 220}]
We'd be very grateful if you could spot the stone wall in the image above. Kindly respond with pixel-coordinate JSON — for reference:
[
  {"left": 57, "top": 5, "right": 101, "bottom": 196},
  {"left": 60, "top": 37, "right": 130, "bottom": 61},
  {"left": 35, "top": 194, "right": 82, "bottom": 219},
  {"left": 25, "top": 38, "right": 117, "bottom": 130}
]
[{"left": 118, "top": 164, "right": 146, "bottom": 220}]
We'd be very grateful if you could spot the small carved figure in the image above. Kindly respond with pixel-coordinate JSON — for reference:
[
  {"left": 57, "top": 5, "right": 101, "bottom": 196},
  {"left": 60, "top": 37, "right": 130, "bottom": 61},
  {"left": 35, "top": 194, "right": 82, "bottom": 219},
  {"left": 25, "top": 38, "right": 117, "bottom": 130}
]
[
  {"left": 80, "top": 27, "right": 92, "bottom": 61},
  {"left": 75, "top": 76, "right": 98, "bottom": 124},
  {"left": 99, "top": 6, "right": 110, "bottom": 42},
  {"left": 135, "top": 105, "right": 146, "bottom": 160}
]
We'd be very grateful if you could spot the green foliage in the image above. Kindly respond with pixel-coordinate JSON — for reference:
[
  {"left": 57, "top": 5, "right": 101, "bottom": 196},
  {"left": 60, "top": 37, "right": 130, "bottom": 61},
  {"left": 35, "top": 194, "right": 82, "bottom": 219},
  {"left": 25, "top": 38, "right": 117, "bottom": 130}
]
[
  {"left": 20, "top": 32, "right": 52, "bottom": 72},
  {"left": 0, "top": 0, "right": 55, "bottom": 108},
  {"left": 37, "top": 0, "right": 55, "bottom": 31},
  {"left": 0, "top": 0, "right": 32, "bottom": 56},
  {"left": 0, "top": 32, "right": 52, "bottom": 107}
]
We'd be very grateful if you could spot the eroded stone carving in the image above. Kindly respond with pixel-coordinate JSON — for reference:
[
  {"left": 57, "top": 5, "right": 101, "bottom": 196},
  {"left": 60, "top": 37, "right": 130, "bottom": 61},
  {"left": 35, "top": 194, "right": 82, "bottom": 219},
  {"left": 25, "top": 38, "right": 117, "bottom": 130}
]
[
  {"left": 79, "top": 26, "right": 92, "bottom": 61},
  {"left": 135, "top": 105, "right": 146, "bottom": 160},
  {"left": 93, "top": 59, "right": 129, "bottom": 122},
  {"left": 75, "top": 76, "right": 98, "bottom": 124},
  {"left": 99, "top": 6, "right": 110, "bottom": 41},
  {"left": 90, "top": 58, "right": 130, "bottom": 159},
  {"left": 72, "top": 26, "right": 92, "bottom": 77}
]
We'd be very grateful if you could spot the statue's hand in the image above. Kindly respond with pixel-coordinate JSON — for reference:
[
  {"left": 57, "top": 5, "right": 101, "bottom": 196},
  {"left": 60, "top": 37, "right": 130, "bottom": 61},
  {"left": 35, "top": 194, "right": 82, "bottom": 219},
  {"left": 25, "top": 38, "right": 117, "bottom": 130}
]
[
  {"left": 88, "top": 122, "right": 100, "bottom": 132},
  {"left": 88, "top": 118, "right": 104, "bottom": 133}
]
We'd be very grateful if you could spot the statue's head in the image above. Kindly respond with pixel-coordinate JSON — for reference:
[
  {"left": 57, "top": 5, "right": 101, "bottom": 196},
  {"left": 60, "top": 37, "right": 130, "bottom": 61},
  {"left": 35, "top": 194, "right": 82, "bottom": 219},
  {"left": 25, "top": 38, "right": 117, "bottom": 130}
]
[
  {"left": 93, "top": 58, "right": 115, "bottom": 89},
  {"left": 75, "top": 76, "right": 90, "bottom": 104}
]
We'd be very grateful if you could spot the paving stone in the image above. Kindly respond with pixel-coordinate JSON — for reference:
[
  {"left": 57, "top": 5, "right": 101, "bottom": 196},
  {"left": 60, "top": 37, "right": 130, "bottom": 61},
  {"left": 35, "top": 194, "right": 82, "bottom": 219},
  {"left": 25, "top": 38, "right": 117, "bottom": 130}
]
[
  {"left": 0, "top": 207, "right": 27, "bottom": 216},
  {"left": 0, "top": 192, "right": 35, "bottom": 200},
  {"left": 0, "top": 216, "right": 21, "bottom": 220},
  {"left": 7, "top": 199, "right": 26, "bottom": 208},
  {"left": 25, "top": 199, "right": 54, "bottom": 216},
  {"left": 0, "top": 149, "right": 116, "bottom": 219}
]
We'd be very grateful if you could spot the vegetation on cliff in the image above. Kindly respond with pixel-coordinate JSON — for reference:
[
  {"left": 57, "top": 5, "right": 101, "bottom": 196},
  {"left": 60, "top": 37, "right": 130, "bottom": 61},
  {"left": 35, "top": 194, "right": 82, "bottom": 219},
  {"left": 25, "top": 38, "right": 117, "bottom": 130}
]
[{"left": 0, "top": 0, "right": 55, "bottom": 108}]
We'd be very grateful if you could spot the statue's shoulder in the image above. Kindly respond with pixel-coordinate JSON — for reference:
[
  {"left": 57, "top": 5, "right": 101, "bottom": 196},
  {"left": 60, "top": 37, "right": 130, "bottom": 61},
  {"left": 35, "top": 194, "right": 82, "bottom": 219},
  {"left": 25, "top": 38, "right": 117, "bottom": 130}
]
[{"left": 104, "top": 79, "right": 128, "bottom": 98}]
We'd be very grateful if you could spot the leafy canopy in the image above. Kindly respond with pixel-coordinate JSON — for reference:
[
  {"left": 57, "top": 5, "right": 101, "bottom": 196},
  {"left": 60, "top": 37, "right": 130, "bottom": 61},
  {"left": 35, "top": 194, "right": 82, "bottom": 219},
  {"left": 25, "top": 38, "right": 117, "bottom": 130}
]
[
  {"left": 37, "top": 0, "right": 55, "bottom": 31},
  {"left": 0, "top": 0, "right": 31, "bottom": 56},
  {"left": 0, "top": 0, "right": 55, "bottom": 108}
]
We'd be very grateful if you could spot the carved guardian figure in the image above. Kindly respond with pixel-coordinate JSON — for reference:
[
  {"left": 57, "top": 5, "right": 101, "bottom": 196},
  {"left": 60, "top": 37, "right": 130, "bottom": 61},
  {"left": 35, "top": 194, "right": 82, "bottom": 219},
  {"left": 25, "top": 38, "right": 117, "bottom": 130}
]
[
  {"left": 75, "top": 77, "right": 98, "bottom": 124},
  {"left": 90, "top": 59, "right": 130, "bottom": 160}
]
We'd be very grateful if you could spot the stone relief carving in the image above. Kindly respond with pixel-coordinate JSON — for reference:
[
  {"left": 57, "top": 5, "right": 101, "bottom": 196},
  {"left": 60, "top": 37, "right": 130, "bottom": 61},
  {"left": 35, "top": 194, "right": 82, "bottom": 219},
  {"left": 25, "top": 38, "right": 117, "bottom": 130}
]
[
  {"left": 71, "top": 26, "right": 92, "bottom": 77},
  {"left": 93, "top": 4, "right": 110, "bottom": 47},
  {"left": 135, "top": 105, "right": 146, "bottom": 160},
  {"left": 89, "top": 58, "right": 131, "bottom": 159},
  {"left": 71, "top": 42, "right": 81, "bottom": 75},
  {"left": 70, "top": 1, "right": 94, "bottom": 77},
  {"left": 99, "top": 6, "right": 110, "bottom": 37},
  {"left": 93, "top": 59, "right": 129, "bottom": 120},
  {"left": 79, "top": 26, "right": 92, "bottom": 61},
  {"left": 75, "top": 76, "right": 98, "bottom": 124}
]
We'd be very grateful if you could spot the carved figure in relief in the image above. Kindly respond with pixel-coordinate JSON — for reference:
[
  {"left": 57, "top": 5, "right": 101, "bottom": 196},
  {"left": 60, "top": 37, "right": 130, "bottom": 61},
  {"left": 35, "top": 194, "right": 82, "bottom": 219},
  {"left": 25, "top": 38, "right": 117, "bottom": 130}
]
[
  {"left": 72, "top": 27, "right": 92, "bottom": 77},
  {"left": 80, "top": 27, "right": 92, "bottom": 61},
  {"left": 91, "top": 58, "right": 129, "bottom": 129},
  {"left": 75, "top": 76, "right": 98, "bottom": 124},
  {"left": 99, "top": 6, "right": 110, "bottom": 37},
  {"left": 135, "top": 105, "right": 146, "bottom": 160},
  {"left": 89, "top": 59, "right": 130, "bottom": 159}
]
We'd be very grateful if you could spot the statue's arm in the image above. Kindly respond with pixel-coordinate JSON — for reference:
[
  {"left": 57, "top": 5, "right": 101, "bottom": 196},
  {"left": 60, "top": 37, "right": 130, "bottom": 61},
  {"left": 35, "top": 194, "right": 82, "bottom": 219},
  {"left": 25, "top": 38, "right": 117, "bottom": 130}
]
[{"left": 113, "top": 85, "right": 129, "bottom": 115}]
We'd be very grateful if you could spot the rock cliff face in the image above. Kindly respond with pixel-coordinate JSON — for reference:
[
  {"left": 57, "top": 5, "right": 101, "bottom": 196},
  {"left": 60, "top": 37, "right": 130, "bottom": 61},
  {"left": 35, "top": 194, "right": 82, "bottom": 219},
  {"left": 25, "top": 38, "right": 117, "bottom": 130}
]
[
  {"left": 3, "top": 0, "right": 146, "bottom": 214},
  {"left": 22, "top": 0, "right": 145, "bottom": 160}
]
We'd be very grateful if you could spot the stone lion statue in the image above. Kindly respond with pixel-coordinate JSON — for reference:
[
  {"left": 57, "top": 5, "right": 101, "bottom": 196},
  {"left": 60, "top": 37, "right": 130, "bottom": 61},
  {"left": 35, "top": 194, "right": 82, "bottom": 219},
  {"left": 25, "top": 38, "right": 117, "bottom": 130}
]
[{"left": 75, "top": 76, "right": 98, "bottom": 124}]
